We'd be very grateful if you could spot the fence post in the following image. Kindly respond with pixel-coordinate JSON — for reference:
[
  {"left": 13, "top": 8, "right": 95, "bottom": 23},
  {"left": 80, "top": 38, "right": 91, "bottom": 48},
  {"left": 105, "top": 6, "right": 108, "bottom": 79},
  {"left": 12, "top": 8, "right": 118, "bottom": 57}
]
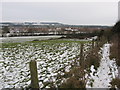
[
  {"left": 80, "top": 43, "right": 84, "bottom": 66},
  {"left": 92, "top": 39, "right": 95, "bottom": 49},
  {"left": 29, "top": 60, "right": 39, "bottom": 89}
]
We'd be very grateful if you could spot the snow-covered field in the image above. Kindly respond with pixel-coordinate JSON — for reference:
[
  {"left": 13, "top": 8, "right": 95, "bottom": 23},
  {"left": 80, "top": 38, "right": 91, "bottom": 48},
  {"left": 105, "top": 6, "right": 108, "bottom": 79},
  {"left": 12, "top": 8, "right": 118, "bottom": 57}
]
[
  {"left": 86, "top": 44, "right": 118, "bottom": 88},
  {"left": 0, "top": 39, "right": 91, "bottom": 89},
  {"left": 1, "top": 37, "right": 117, "bottom": 89},
  {"left": 0, "top": 35, "right": 62, "bottom": 43}
]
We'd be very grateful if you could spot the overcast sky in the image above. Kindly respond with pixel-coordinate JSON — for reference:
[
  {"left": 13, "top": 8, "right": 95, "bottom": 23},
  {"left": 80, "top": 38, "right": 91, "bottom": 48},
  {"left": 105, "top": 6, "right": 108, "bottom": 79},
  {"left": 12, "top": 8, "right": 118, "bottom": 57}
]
[{"left": 1, "top": 1, "right": 119, "bottom": 25}]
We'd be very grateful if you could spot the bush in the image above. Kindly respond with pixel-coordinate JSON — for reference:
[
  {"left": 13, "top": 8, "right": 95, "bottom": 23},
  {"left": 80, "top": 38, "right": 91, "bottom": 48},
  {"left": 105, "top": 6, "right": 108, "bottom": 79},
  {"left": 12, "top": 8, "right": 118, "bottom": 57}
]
[
  {"left": 112, "top": 21, "right": 120, "bottom": 33},
  {"left": 110, "top": 34, "right": 120, "bottom": 66},
  {"left": 85, "top": 47, "right": 101, "bottom": 70}
]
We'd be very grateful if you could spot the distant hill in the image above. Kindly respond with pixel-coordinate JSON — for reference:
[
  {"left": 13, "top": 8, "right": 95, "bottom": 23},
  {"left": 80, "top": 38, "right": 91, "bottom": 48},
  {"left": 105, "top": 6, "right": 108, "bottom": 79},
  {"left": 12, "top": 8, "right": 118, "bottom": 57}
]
[
  {"left": 0, "top": 22, "right": 112, "bottom": 28},
  {"left": 40, "top": 22, "right": 63, "bottom": 25}
]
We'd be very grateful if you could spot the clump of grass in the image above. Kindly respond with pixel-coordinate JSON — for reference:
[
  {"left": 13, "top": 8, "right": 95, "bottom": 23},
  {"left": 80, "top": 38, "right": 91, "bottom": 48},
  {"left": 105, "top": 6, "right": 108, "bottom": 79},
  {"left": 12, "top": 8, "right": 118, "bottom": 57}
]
[
  {"left": 110, "top": 78, "right": 120, "bottom": 89},
  {"left": 58, "top": 65, "right": 86, "bottom": 88},
  {"left": 60, "top": 77, "right": 86, "bottom": 88}
]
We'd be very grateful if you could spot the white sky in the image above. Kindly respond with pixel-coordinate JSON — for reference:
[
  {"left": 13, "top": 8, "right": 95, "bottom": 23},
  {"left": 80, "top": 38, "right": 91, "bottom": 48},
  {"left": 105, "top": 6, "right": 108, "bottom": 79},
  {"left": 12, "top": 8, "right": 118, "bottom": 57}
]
[{"left": 0, "top": 0, "right": 119, "bottom": 25}]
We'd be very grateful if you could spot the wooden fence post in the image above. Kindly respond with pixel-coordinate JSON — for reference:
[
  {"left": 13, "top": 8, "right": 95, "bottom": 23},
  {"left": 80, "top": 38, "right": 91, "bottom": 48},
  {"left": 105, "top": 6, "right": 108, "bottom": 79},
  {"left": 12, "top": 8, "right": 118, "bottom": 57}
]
[
  {"left": 80, "top": 43, "right": 84, "bottom": 66},
  {"left": 96, "top": 39, "right": 99, "bottom": 47},
  {"left": 92, "top": 39, "right": 94, "bottom": 49},
  {"left": 29, "top": 60, "right": 39, "bottom": 89}
]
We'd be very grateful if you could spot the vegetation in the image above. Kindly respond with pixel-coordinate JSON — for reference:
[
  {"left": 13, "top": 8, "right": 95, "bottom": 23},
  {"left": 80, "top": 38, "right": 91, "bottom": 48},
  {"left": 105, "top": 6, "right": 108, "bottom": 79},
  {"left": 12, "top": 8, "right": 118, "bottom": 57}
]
[
  {"left": 2, "top": 26, "right": 10, "bottom": 34},
  {"left": 57, "top": 36, "right": 107, "bottom": 88},
  {"left": 109, "top": 21, "right": 120, "bottom": 66},
  {"left": 109, "top": 21, "right": 120, "bottom": 89},
  {"left": 110, "top": 78, "right": 120, "bottom": 89}
]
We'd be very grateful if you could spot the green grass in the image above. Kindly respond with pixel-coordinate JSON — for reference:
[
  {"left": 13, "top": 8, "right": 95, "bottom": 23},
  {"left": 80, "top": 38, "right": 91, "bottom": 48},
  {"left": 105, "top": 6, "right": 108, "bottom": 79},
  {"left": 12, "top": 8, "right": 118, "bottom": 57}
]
[
  {"left": 28, "top": 39, "right": 90, "bottom": 44},
  {"left": 1, "top": 42, "right": 20, "bottom": 48},
  {"left": 1, "top": 39, "right": 91, "bottom": 48}
]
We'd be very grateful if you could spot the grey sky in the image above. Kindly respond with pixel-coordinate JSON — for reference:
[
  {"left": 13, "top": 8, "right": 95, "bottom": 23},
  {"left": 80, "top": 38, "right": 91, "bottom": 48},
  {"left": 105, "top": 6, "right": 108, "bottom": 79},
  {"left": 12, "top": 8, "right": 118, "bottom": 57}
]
[{"left": 1, "top": 2, "right": 118, "bottom": 25}]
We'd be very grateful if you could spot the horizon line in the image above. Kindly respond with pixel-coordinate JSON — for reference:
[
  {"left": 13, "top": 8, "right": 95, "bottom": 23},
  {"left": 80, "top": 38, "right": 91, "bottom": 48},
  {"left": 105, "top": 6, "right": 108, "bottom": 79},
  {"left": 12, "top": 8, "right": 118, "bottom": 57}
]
[{"left": 0, "top": 21, "right": 115, "bottom": 26}]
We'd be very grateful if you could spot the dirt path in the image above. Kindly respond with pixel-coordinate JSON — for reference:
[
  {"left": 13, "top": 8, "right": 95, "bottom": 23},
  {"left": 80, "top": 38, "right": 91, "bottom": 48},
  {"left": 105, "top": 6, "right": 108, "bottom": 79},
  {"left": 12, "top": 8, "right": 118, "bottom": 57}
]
[{"left": 86, "top": 44, "right": 118, "bottom": 88}]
